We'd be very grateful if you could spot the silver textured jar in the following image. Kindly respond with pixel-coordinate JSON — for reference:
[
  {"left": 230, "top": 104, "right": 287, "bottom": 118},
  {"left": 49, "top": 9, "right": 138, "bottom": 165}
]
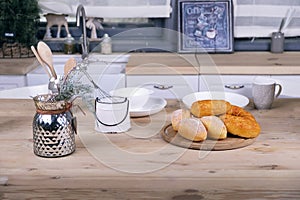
[{"left": 32, "top": 94, "right": 76, "bottom": 158}]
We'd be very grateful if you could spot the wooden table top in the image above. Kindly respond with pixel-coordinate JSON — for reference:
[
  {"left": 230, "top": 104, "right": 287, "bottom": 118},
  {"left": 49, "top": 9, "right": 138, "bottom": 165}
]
[{"left": 0, "top": 98, "right": 300, "bottom": 199}]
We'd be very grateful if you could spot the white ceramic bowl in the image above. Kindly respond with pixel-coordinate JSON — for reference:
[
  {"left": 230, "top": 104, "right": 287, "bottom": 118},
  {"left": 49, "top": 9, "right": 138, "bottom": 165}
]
[
  {"left": 110, "top": 87, "right": 154, "bottom": 110},
  {"left": 182, "top": 91, "right": 249, "bottom": 108}
]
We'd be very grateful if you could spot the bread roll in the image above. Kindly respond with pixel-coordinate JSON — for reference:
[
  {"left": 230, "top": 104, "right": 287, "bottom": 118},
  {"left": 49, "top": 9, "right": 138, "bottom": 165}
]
[
  {"left": 220, "top": 105, "right": 261, "bottom": 138},
  {"left": 191, "top": 100, "right": 232, "bottom": 117},
  {"left": 200, "top": 116, "right": 227, "bottom": 140},
  {"left": 171, "top": 109, "right": 190, "bottom": 131},
  {"left": 178, "top": 118, "right": 207, "bottom": 142}
]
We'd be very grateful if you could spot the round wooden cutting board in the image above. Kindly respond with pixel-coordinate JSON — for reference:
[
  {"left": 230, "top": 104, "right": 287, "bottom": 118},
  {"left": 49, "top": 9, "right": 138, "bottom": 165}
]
[{"left": 161, "top": 124, "right": 256, "bottom": 151}]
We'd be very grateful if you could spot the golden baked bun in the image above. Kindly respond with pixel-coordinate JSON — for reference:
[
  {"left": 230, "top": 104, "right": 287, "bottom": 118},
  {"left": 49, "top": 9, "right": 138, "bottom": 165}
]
[
  {"left": 178, "top": 118, "right": 207, "bottom": 142},
  {"left": 191, "top": 100, "right": 232, "bottom": 117},
  {"left": 200, "top": 116, "right": 227, "bottom": 140},
  {"left": 220, "top": 105, "right": 261, "bottom": 138},
  {"left": 171, "top": 109, "right": 190, "bottom": 131}
]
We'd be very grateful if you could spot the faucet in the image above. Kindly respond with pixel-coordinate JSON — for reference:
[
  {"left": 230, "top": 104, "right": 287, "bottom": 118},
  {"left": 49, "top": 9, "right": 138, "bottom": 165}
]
[{"left": 76, "top": 4, "right": 88, "bottom": 59}]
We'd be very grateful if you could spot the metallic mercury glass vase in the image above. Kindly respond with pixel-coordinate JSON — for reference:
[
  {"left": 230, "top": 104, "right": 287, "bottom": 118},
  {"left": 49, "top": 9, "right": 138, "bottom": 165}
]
[{"left": 32, "top": 94, "right": 76, "bottom": 158}]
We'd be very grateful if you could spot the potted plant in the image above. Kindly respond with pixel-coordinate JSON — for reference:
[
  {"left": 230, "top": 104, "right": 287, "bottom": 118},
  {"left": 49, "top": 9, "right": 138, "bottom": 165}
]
[{"left": 0, "top": 0, "right": 40, "bottom": 58}]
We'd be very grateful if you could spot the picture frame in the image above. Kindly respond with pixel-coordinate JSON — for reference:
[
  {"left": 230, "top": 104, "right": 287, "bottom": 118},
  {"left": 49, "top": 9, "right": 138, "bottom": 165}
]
[{"left": 178, "top": 0, "right": 233, "bottom": 53}]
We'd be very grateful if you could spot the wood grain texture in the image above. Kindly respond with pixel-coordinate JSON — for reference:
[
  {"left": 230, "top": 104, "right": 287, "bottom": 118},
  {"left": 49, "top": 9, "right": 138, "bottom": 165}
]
[
  {"left": 0, "top": 98, "right": 300, "bottom": 199},
  {"left": 0, "top": 58, "right": 39, "bottom": 75},
  {"left": 161, "top": 124, "right": 256, "bottom": 150},
  {"left": 126, "top": 52, "right": 300, "bottom": 75},
  {"left": 2, "top": 52, "right": 300, "bottom": 76}
]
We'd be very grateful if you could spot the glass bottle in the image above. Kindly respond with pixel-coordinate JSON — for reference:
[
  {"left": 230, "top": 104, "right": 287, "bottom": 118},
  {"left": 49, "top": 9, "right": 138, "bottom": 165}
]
[
  {"left": 101, "top": 33, "right": 112, "bottom": 54},
  {"left": 64, "top": 34, "right": 75, "bottom": 54}
]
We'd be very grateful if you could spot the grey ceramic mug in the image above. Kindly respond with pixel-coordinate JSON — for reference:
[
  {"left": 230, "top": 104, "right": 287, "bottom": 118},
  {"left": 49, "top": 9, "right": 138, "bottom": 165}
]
[{"left": 252, "top": 77, "right": 282, "bottom": 109}]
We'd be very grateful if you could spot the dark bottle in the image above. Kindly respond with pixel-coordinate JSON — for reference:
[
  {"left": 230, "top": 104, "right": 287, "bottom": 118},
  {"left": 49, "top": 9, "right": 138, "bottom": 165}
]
[{"left": 64, "top": 34, "right": 76, "bottom": 54}]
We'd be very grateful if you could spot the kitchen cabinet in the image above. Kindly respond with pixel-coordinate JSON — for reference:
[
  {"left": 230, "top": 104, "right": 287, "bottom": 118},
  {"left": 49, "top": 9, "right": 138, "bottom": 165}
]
[
  {"left": 200, "top": 75, "right": 299, "bottom": 98},
  {"left": 126, "top": 74, "right": 300, "bottom": 99},
  {"left": 27, "top": 54, "right": 129, "bottom": 92},
  {"left": 0, "top": 53, "right": 127, "bottom": 92},
  {"left": 125, "top": 52, "right": 300, "bottom": 99},
  {"left": 0, "top": 57, "right": 37, "bottom": 90},
  {"left": 27, "top": 54, "right": 81, "bottom": 86},
  {"left": 86, "top": 54, "right": 128, "bottom": 93},
  {"left": 271, "top": 75, "right": 300, "bottom": 97},
  {"left": 199, "top": 75, "right": 272, "bottom": 98},
  {"left": 126, "top": 75, "right": 198, "bottom": 99},
  {"left": 2, "top": 52, "right": 300, "bottom": 97},
  {"left": 0, "top": 75, "right": 27, "bottom": 90}
]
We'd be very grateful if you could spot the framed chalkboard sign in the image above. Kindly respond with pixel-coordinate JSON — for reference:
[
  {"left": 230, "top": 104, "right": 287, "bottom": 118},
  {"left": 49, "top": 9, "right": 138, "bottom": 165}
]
[{"left": 178, "top": 0, "right": 233, "bottom": 53}]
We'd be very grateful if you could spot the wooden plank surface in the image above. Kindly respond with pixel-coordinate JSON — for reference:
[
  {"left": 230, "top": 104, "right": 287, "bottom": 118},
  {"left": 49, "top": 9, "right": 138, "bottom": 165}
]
[
  {"left": 0, "top": 98, "right": 300, "bottom": 199},
  {"left": 161, "top": 124, "right": 256, "bottom": 150},
  {"left": 0, "top": 58, "right": 39, "bottom": 75},
  {"left": 126, "top": 52, "right": 300, "bottom": 75}
]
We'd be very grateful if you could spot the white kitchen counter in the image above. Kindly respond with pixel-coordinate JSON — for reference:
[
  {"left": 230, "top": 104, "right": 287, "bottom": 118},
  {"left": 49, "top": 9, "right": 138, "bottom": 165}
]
[{"left": 0, "top": 84, "right": 48, "bottom": 99}]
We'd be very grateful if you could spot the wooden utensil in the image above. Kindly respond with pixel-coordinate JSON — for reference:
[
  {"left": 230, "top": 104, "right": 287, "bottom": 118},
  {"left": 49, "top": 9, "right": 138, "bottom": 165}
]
[
  {"left": 37, "top": 41, "right": 57, "bottom": 79},
  {"left": 63, "top": 57, "right": 77, "bottom": 83},
  {"left": 161, "top": 124, "right": 256, "bottom": 151},
  {"left": 64, "top": 57, "right": 77, "bottom": 76},
  {"left": 30, "top": 46, "right": 51, "bottom": 78}
]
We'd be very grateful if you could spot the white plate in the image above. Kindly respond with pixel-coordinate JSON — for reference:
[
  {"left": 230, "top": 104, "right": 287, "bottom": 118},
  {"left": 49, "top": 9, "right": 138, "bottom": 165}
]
[
  {"left": 182, "top": 91, "right": 249, "bottom": 108},
  {"left": 130, "top": 97, "right": 167, "bottom": 117}
]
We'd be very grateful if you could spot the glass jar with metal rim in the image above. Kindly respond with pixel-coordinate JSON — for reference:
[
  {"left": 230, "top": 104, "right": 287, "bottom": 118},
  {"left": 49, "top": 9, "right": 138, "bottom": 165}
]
[{"left": 32, "top": 94, "right": 77, "bottom": 158}]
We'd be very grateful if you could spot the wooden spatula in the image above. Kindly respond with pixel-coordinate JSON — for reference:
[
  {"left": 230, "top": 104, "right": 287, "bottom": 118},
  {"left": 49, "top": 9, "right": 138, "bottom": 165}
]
[
  {"left": 64, "top": 57, "right": 77, "bottom": 76},
  {"left": 63, "top": 57, "right": 77, "bottom": 83}
]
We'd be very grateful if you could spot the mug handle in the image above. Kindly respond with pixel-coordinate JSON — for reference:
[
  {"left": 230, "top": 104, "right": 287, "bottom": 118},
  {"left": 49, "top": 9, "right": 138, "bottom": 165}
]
[{"left": 275, "top": 83, "right": 282, "bottom": 98}]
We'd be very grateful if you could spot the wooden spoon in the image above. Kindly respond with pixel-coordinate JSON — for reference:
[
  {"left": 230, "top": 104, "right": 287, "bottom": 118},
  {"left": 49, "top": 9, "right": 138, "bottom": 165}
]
[
  {"left": 37, "top": 41, "right": 57, "bottom": 79},
  {"left": 63, "top": 57, "right": 77, "bottom": 83},
  {"left": 64, "top": 57, "right": 77, "bottom": 76},
  {"left": 30, "top": 46, "right": 51, "bottom": 78}
]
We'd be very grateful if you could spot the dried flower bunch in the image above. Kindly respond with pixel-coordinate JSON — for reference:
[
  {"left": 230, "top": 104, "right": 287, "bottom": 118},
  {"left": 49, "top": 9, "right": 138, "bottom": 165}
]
[{"left": 50, "top": 59, "right": 96, "bottom": 113}]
